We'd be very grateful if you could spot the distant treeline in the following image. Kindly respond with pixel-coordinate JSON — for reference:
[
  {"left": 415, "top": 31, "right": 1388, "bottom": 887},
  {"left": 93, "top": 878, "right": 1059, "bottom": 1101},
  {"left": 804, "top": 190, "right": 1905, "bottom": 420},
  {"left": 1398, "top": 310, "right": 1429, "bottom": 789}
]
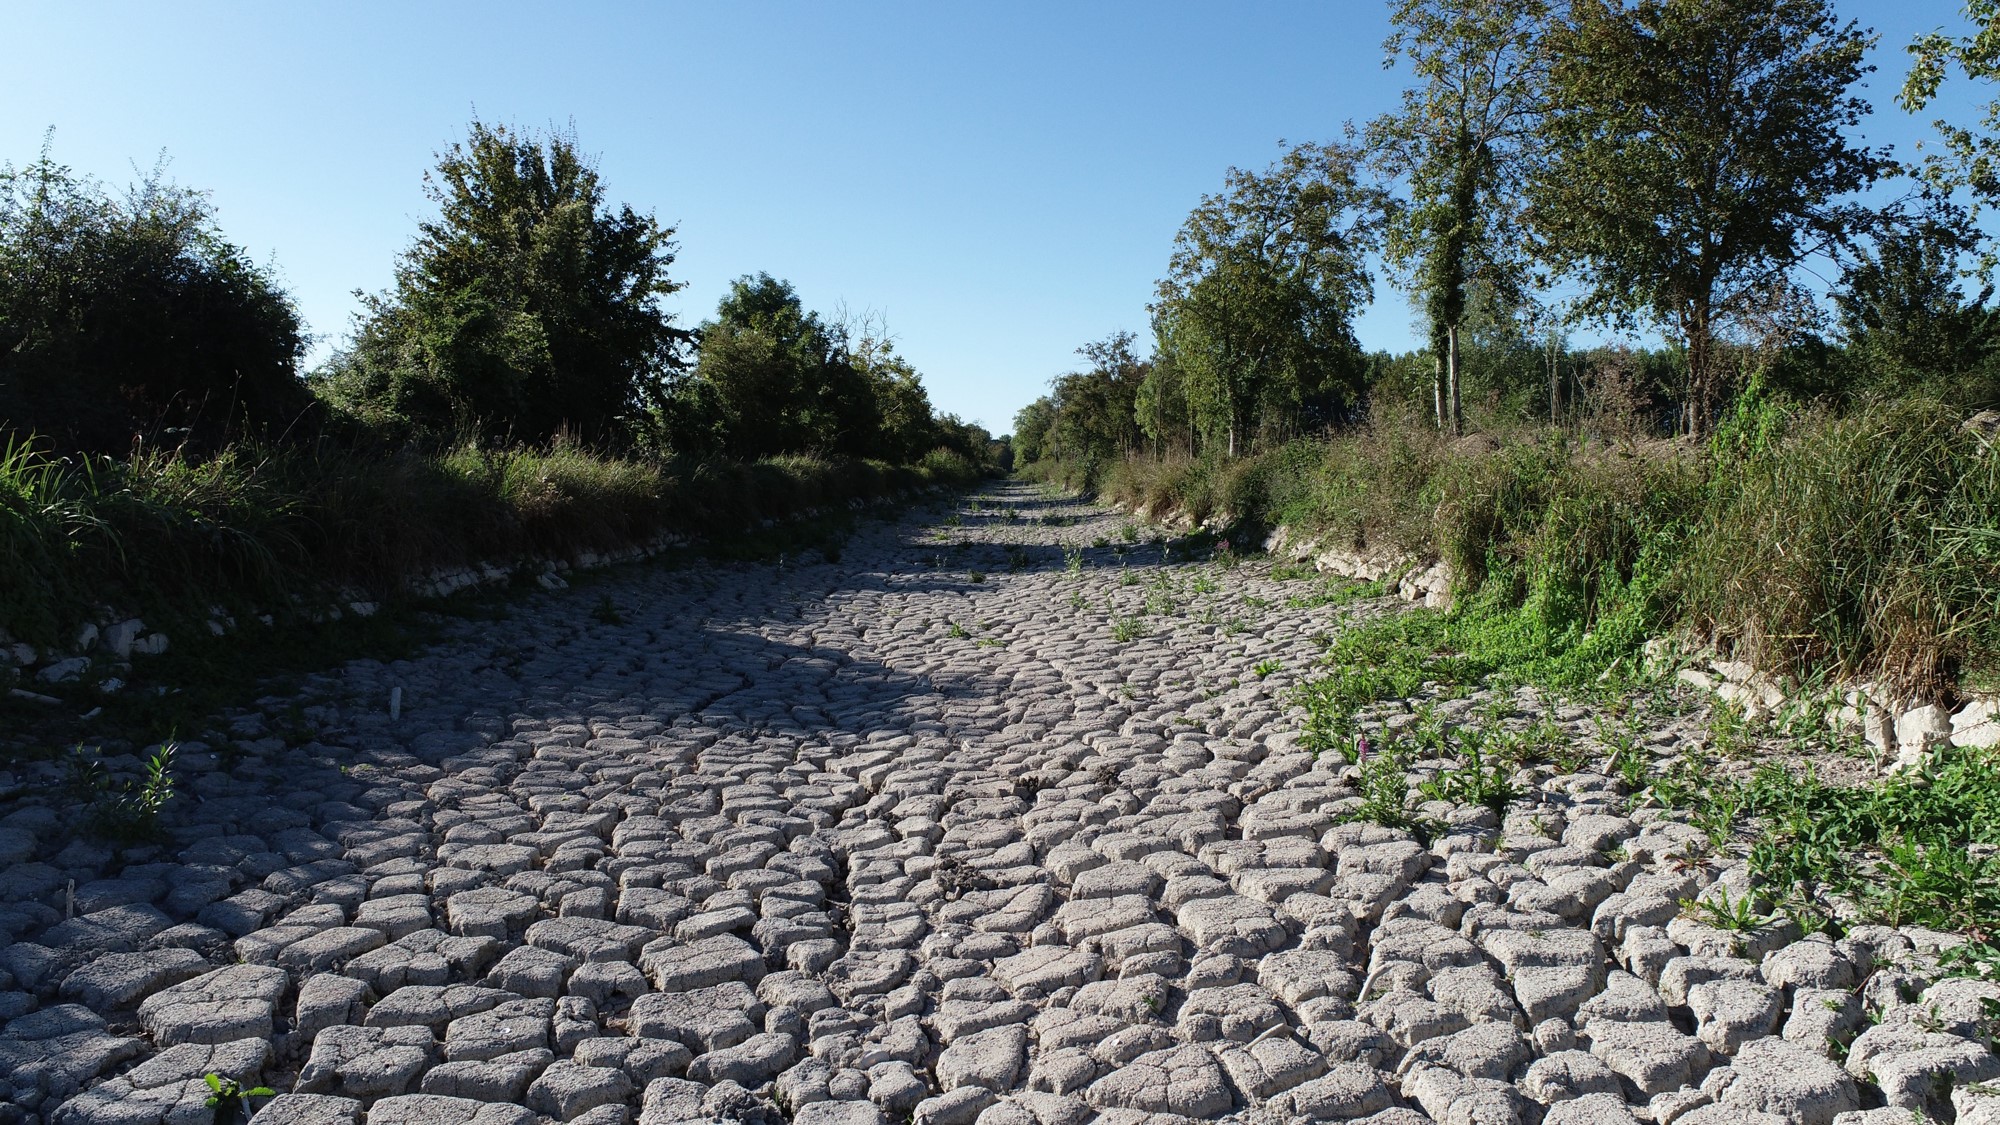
[
  {"left": 0, "top": 122, "right": 1005, "bottom": 645},
  {"left": 1015, "top": 0, "right": 2000, "bottom": 476},
  {"left": 0, "top": 122, "right": 1002, "bottom": 471}
]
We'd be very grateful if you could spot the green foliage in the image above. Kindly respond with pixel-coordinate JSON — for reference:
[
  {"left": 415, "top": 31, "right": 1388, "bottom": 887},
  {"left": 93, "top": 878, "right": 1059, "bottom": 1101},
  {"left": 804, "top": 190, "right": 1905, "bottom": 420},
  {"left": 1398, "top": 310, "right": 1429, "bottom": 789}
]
[
  {"left": 0, "top": 138, "right": 308, "bottom": 455},
  {"left": 1677, "top": 394, "right": 2000, "bottom": 696},
  {"left": 1629, "top": 743, "right": 2000, "bottom": 934},
  {"left": 1529, "top": 0, "right": 1887, "bottom": 434},
  {"left": 1152, "top": 142, "right": 1385, "bottom": 456},
  {"left": 0, "top": 435, "right": 985, "bottom": 646},
  {"left": 66, "top": 743, "right": 177, "bottom": 844},
  {"left": 316, "top": 121, "right": 691, "bottom": 447},
  {"left": 1679, "top": 886, "right": 1774, "bottom": 932},
  {"left": 204, "top": 1072, "right": 275, "bottom": 1125},
  {"left": 1111, "top": 392, "right": 2000, "bottom": 702},
  {"left": 1347, "top": 746, "right": 1437, "bottom": 844},
  {"left": 1370, "top": 0, "right": 1549, "bottom": 436},
  {"left": 672, "top": 275, "right": 992, "bottom": 468},
  {"left": 1831, "top": 212, "right": 2000, "bottom": 405},
  {"left": 1902, "top": 0, "right": 2000, "bottom": 238},
  {"left": 1415, "top": 727, "right": 1520, "bottom": 814},
  {"left": 1011, "top": 332, "right": 1151, "bottom": 490}
]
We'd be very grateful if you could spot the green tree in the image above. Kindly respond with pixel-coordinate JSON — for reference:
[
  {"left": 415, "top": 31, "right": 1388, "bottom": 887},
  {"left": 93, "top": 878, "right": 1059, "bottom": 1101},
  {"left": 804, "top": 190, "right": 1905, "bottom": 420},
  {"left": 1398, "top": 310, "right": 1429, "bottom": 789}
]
[
  {"left": 317, "top": 121, "right": 690, "bottom": 446},
  {"left": 0, "top": 142, "right": 306, "bottom": 454},
  {"left": 1527, "top": 0, "right": 1886, "bottom": 435},
  {"left": 1369, "top": 0, "right": 1549, "bottom": 435},
  {"left": 1012, "top": 397, "right": 1056, "bottom": 464},
  {"left": 836, "top": 311, "right": 940, "bottom": 463},
  {"left": 1044, "top": 331, "right": 1148, "bottom": 473},
  {"left": 1834, "top": 212, "right": 1998, "bottom": 400},
  {"left": 1134, "top": 346, "right": 1193, "bottom": 456},
  {"left": 1153, "top": 142, "right": 1383, "bottom": 455},
  {"left": 676, "top": 274, "right": 862, "bottom": 459}
]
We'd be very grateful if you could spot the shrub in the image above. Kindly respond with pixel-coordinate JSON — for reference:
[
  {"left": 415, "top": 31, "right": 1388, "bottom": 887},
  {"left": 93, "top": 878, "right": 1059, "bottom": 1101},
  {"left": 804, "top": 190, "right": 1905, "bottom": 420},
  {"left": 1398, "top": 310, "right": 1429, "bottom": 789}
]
[
  {"left": 0, "top": 436, "right": 988, "bottom": 647},
  {"left": 0, "top": 145, "right": 308, "bottom": 455},
  {"left": 1083, "top": 394, "right": 2000, "bottom": 697}
]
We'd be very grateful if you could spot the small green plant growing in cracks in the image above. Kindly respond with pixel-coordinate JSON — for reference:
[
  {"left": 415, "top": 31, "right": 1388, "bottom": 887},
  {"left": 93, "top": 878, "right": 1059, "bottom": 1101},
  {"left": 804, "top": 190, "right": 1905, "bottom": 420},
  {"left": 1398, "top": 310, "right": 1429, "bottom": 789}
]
[
  {"left": 204, "top": 1073, "right": 275, "bottom": 1125},
  {"left": 1678, "top": 885, "right": 1772, "bottom": 933},
  {"left": 80, "top": 743, "right": 179, "bottom": 844},
  {"left": 1111, "top": 616, "right": 1143, "bottom": 643},
  {"left": 1253, "top": 659, "right": 1283, "bottom": 678},
  {"left": 1347, "top": 746, "right": 1438, "bottom": 844},
  {"left": 591, "top": 595, "right": 622, "bottom": 625},
  {"left": 1416, "top": 728, "right": 1519, "bottom": 816}
]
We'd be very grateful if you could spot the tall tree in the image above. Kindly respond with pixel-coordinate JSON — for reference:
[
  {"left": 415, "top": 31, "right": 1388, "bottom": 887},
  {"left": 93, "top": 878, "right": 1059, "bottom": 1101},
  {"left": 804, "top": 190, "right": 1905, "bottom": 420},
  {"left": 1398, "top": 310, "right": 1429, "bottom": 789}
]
[
  {"left": 680, "top": 274, "right": 856, "bottom": 460},
  {"left": 1045, "top": 331, "right": 1147, "bottom": 470},
  {"left": 1011, "top": 397, "right": 1056, "bottom": 465},
  {"left": 1134, "top": 347, "right": 1193, "bottom": 456},
  {"left": 1369, "top": 0, "right": 1549, "bottom": 436},
  {"left": 1527, "top": 0, "right": 1886, "bottom": 435},
  {"left": 318, "top": 121, "right": 690, "bottom": 446},
  {"left": 1153, "top": 142, "right": 1383, "bottom": 456}
]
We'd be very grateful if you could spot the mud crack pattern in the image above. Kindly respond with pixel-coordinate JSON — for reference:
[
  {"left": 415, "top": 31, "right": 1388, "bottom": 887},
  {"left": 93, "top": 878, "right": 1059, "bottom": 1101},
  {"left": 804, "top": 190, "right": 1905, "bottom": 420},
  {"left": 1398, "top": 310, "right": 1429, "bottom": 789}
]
[{"left": 1, "top": 484, "right": 1992, "bottom": 1125}]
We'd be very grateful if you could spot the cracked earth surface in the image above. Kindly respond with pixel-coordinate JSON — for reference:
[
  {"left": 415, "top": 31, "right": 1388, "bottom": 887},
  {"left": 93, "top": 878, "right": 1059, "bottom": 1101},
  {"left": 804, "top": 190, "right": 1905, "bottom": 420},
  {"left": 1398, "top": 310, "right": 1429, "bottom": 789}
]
[{"left": 1, "top": 483, "right": 1993, "bottom": 1125}]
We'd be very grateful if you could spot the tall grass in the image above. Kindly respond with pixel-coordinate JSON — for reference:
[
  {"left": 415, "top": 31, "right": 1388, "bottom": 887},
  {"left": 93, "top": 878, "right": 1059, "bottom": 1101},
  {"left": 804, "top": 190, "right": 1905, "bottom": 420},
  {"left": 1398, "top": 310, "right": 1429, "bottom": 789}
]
[
  {"left": 0, "top": 437, "right": 986, "bottom": 647},
  {"left": 1060, "top": 395, "right": 2000, "bottom": 698},
  {"left": 1679, "top": 397, "right": 2000, "bottom": 695}
]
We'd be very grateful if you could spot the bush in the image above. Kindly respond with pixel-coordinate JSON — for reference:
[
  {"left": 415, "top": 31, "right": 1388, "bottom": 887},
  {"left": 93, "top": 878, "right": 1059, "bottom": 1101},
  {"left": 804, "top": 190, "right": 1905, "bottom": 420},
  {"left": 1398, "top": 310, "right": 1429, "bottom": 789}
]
[
  {"left": 1078, "top": 395, "right": 2000, "bottom": 697},
  {"left": 0, "top": 436, "right": 989, "bottom": 647},
  {"left": 1677, "top": 394, "right": 2000, "bottom": 695},
  {"left": 0, "top": 147, "right": 308, "bottom": 455}
]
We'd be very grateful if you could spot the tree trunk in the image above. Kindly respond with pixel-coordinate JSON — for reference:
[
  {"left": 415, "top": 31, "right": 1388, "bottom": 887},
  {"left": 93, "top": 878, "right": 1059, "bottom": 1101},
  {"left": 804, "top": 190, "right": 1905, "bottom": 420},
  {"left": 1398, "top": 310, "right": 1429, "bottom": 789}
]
[
  {"left": 1548, "top": 342, "right": 1559, "bottom": 425},
  {"left": 1446, "top": 324, "right": 1464, "bottom": 437},
  {"left": 1433, "top": 354, "right": 1446, "bottom": 431},
  {"left": 1686, "top": 306, "right": 1713, "bottom": 438}
]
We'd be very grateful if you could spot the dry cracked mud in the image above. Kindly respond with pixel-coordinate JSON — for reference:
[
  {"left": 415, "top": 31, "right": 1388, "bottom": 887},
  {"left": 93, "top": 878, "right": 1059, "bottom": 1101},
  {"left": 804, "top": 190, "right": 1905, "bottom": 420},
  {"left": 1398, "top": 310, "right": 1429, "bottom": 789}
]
[{"left": 1, "top": 483, "right": 1995, "bottom": 1125}]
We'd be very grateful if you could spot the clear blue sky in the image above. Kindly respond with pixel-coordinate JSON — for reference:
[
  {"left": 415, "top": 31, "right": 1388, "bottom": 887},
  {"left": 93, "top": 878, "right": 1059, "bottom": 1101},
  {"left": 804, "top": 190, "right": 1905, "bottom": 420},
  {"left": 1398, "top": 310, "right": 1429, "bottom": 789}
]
[{"left": 2, "top": 1, "right": 1981, "bottom": 434}]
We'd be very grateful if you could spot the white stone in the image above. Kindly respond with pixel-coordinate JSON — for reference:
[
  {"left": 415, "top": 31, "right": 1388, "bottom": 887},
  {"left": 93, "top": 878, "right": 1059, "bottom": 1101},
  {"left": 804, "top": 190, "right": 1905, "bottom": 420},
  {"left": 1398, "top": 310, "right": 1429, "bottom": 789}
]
[{"left": 1951, "top": 697, "right": 2000, "bottom": 749}]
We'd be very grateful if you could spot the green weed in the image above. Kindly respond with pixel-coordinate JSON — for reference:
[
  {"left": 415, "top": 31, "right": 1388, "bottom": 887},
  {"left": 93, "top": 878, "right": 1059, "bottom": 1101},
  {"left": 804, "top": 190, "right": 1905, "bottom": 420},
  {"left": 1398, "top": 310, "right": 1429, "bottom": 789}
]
[
  {"left": 1346, "top": 747, "right": 1438, "bottom": 844},
  {"left": 1416, "top": 730, "right": 1520, "bottom": 814},
  {"left": 204, "top": 1073, "right": 275, "bottom": 1125},
  {"left": 1679, "top": 886, "right": 1772, "bottom": 932}
]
